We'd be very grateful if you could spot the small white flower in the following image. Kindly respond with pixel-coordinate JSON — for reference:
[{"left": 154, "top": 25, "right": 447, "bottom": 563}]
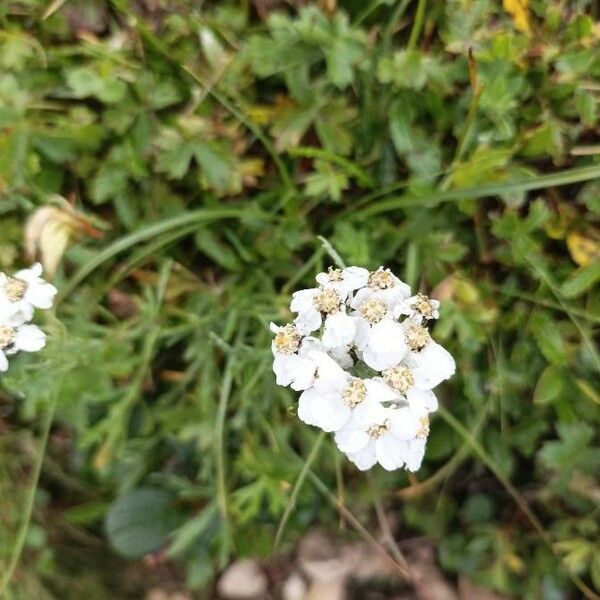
[
  {"left": 351, "top": 267, "right": 411, "bottom": 313},
  {"left": 315, "top": 266, "right": 369, "bottom": 297},
  {"left": 378, "top": 363, "right": 439, "bottom": 415},
  {"left": 353, "top": 299, "right": 408, "bottom": 371},
  {"left": 297, "top": 352, "right": 396, "bottom": 433},
  {"left": 272, "top": 262, "right": 455, "bottom": 473},
  {"left": 396, "top": 293, "right": 440, "bottom": 322},
  {"left": 0, "top": 321, "right": 47, "bottom": 372},
  {"left": 0, "top": 263, "right": 57, "bottom": 325},
  {"left": 401, "top": 322, "right": 456, "bottom": 389},
  {"left": 334, "top": 401, "right": 423, "bottom": 471},
  {"left": 291, "top": 286, "right": 358, "bottom": 348},
  {"left": 270, "top": 323, "right": 322, "bottom": 391}
]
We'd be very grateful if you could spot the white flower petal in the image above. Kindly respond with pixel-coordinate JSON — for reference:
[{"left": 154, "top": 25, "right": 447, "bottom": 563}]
[
  {"left": 412, "top": 341, "right": 456, "bottom": 388},
  {"left": 388, "top": 407, "right": 420, "bottom": 440},
  {"left": 322, "top": 313, "right": 356, "bottom": 348},
  {"left": 289, "top": 356, "right": 318, "bottom": 391},
  {"left": 26, "top": 282, "right": 57, "bottom": 309},
  {"left": 0, "top": 351, "right": 8, "bottom": 372},
  {"left": 335, "top": 425, "right": 370, "bottom": 453},
  {"left": 364, "top": 378, "right": 399, "bottom": 403},
  {"left": 14, "top": 325, "right": 46, "bottom": 352},
  {"left": 294, "top": 307, "right": 322, "bottom": 335},
  {"left": 406, "top": 388, "right": 438, "bottom": 414},
  {"left": 346, "top": 442, "right": 377, "bottom": 471},
  {"left": 375, "top": 436, "right": 406, "bottom": 471},
  {"left": 341, "top": 266, "right": 369, "bottom": 291},
  {"left": 15, "top": 263, "right": 43, "bottom": 280},
  {"left": 290, "top": 288, "right": 317, "bottom": 313},
  {"left": 405, "top": 438, "right": 427, "bottom": 472},
  {"left": 313, "top": 396, "right": 351, "bottom": 432},
  {"left": 273, "top": 354, "right": 293, "bottom": 386},
  {"left": 297, "top": 388, "right": 321, "bottom": 427}
]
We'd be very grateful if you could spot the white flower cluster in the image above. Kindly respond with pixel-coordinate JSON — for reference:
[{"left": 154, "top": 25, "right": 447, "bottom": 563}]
[
  {"left": 0, "top": 263, "right": 57, "bottom": 372},
  {"left": 271, "top": 266, "right": 455, "bottom": 472}
]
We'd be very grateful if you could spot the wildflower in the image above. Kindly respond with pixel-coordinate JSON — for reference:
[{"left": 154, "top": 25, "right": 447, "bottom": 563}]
[
  {"left": 0, "top": 321, "right": 46, "bottom": 372},
  {"left": 398, "top": 293, "right": 440, "bottom": 322},
  {"left": 351, "top": 267, "right": 411, "bottom": 313},
  {"left": 297, "top": 352, "right": 396, "bottom": 433},
  {"left": 270, "top": 323, "right": 321, "bottom": 391},
  {"left": 0, "top": 263, "right": 57, "bottom": 325},
  {"left": 315, "top": 266, "right": 369, "bottom": 297},
  {"left": 271, "top": 263, "right": 456, "bottom": 472},
  {"left": 401, "top": 322, "right": 456, "bottom": 389},
  {"left": 334, "top": 402, "right": 422, "bottom": 471},
  {"left": 353, "top": 299, "right": 408, "bottom": 370},
  {"left": 291, "top": 286, "right": 358, "bottom": 348},
  {"left": 379, "top": 363, "right": 439, "bottom": 414}
]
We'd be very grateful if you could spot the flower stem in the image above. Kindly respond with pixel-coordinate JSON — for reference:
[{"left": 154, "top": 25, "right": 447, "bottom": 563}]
[{"left": 0, "top": 398, "right": 57, "bottom": 596}]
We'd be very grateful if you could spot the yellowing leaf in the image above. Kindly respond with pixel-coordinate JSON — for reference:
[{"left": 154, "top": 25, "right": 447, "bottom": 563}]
[
  {"left": 503, "top": 0, "right": 531, "bottom": 35},
  {"left": 566, "top": 230, "right": 600, "bottom": 267}
]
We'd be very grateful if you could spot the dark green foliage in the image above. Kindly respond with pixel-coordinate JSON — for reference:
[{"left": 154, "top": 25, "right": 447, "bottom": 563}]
[{"left": 0, "top": 0, "right": 599, "bottom": 598}]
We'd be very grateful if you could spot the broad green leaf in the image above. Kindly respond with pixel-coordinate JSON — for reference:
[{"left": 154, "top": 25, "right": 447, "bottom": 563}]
[{"left": 105, "top": 488, "right": 183, "bottom": 559}]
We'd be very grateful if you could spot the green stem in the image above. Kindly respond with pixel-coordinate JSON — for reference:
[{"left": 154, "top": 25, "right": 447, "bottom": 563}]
[
  {"left": 272, "top": 431, "right": 326, "bottom": 554},
  {"left": 0, "top": 398, "right": 57, "bottom": 596},
  {"left": 407, "top": 0, "right": 427, "bottom": 51}
]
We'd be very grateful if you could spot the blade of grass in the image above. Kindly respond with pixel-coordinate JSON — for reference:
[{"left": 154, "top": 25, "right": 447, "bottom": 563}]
[
  {"left": 0, "top": 378, "right": 63, "bottom": 597},
  {"left": 407, "top": 0, "right": 427, "bottom": 51},
  {"left": 57, "top": 207, "right": 248, "bottom": 302},
  {"left": 353, "top": 164, "right": 600, "bottom": 219},
  {"left": 525, "top": 257, "right": 600, "bottom": 373},
  {"left": 317, "top": 236, "right": 347, "bottom": 269},
  {"left": 305, "top": 467, "right": 410, "bottom": 579},
  {"left": 367, "top": 471, "right": 412, "bottom": 577},
  {"left": 272, "top": 431, "right": 326, "bottom": 555}
]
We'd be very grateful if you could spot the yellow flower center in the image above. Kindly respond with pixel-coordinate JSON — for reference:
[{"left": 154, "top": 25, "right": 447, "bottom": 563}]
[
  {"left": 359, "top": 299, "right": 387, "bottom": 324},
  {"left": 405, "top": 324, "right": 430, "bottom": 351},
  {"left": 0, "top": 326, "right": 16, "bottom": 350},
  {"left": 367, "top": 420, "right": 390, "bottom": 439},
  {"left": 313, "top": 288, "right": 341, "bottom": 314},
  {"left": 416, "top": 416, "right": 430, "bottom": 439},
  {"left": 382, "top": 365, "right": 414, "bottom": 394},
  {"left": 368, "top": 269, "right": 394, "bottom": 290},
  {"left": 342, "top": 379, "right": 367, "bottom": 408},
  {"left": 412, "top": 293, "right": 433, "bottom": 317},
  {"left": 273, "top": 324, "right": 301, "bottom": 355},
  {"left": 5, "top": 277, "right": 27, "bottom": 302},
  {"left": 326, "top": 267, "right": 343, "bottom": 282}
]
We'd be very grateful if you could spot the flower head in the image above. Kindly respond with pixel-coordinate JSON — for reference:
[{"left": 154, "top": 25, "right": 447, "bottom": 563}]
[
  {"left": 271, "top": 263, "right": 455, "bottom": 472},
  {"left": 0, "top": 263, "right": 55, "bottom": 373},
  {"left": 0, "top": 263, "right": 57, "bottom": 325}
]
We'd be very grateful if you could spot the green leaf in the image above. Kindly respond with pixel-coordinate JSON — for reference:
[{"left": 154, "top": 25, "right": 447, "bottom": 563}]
[
  {"left": 529, "top": 311, "right": 568, "bottom": 364},
  {"left": 105, "top": 488, "right": 183, "bottom": 558},
  {"left": 539, "top": 423, "right": 596, "bottom": 472},
  {"left": 533, "top": 365, "right": 567, "bottom": 405},
  {"left": 559, "top": 262, "right": 600, "bottom": 298},
  {"left": 304, "top": 160, "right": 349, "bottom": 202}
]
